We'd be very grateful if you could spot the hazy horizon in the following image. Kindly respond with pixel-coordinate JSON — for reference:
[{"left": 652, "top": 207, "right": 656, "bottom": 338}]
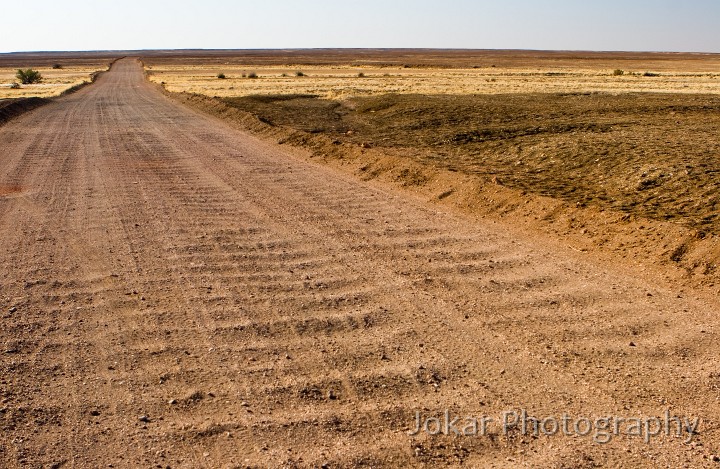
[{"left": 2, "top": 0, "right": 719, "bottom": 54}]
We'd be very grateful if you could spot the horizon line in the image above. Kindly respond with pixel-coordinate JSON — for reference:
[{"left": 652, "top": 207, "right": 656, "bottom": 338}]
[{"left": 2, "top": 47, "right": 719, "bottom": 56}]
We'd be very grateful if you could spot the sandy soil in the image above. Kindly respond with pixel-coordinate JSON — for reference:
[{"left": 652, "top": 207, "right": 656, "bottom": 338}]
[
  {"left": 166, "top": 91, "right": 720, "bottom": 297},
  {"left": 1, "top": 58, "right": 720, "bottom": 468}
]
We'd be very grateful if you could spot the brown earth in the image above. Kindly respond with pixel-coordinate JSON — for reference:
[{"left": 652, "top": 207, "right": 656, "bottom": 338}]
[
  {"left": 218, "top": 92, "right": 720, "bottom": 234},
  {"left": 1, "top": 57, "right": 720, "bottom": 468},
  {"left": 170, "top": 91, "right": 720, "bottom": 290},
  {"left": 0, "top": 98, "right": 50, "bottom": 126}
]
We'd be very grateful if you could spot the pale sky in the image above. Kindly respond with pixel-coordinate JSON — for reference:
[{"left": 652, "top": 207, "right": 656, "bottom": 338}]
[{"left": 1, "top": 0, "right": 719, "bottom": 53}]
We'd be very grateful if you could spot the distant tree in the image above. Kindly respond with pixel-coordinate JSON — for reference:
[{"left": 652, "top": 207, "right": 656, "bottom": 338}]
[{"left": 16, "top": 69, "right": 42, "bottom": 84}]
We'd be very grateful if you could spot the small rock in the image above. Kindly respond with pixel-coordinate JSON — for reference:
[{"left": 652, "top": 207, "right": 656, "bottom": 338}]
[
  {"left": 629, "top": 342, "right": 636, "bottom": 347},
  {"left": 9, "top": 307, "right": 17, "bottom": 313},
  {"left": 712, "top": 455, "right": 719, "bottom": 462},
  {"left": 241, "top": 401, "right": 250, "bottom": 407},
  {"left": 168, "top": 399, "right": 177, "bottom": 405},
  {"left": 90, "top": 410, "right": 101, "bottom": 416},
  {"left": 327, "top": 390, "right": 338, "bottom": 400},
  {"left": 138, "top": 415, "right": 150, "bottom": 423}
]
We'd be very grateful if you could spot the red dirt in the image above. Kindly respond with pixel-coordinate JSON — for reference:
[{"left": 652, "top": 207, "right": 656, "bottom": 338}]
[
  {"left": 0, "top": 185, "right": 22, "bottom": 196},
  {"left": 1, "top": 58, "right": 719, "bottom": 468}
]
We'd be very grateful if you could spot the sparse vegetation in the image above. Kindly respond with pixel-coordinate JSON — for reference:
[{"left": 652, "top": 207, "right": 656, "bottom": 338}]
[
  {"left": 221, "top": 91, "right": 720, "bottom": 234},
  {"left": 52, "top": 64, "right": 63, "bottom": 69},
  {"left": 357, "top": 72, "right": 365, "bottom": 78},
  {"left": 143, "top": 55, "right": 720, "bottom": 99},
  {"left": 16, "top": 69, "right": 43, "bottom": 84},
  {"left": 0, "top": 63, "right": 110, "bottom": 99},
  {"left": 643, "top": 71, "right": 660, "bottom": 77},
  {"left": 216, "top": 72, "right": 226, "bottom": 79},
  {"left": 613, "top": 69, "right": 625, "bottom": 76},
  {"left": 247, "top": 72, "right": 258, "bottom": 79}
]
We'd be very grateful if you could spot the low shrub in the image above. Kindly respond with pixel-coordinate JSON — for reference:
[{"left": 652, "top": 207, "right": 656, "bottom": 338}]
[{"left": 16, "top": 69, "right": 42, "bottom": 84}]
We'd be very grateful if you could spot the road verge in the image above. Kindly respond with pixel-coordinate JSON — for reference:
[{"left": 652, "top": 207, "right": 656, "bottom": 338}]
[{"left": 156, "top": 85, "right": 720, "bottom": 293}]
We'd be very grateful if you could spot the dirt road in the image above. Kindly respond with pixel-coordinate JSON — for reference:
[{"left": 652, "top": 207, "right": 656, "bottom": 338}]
[{"left": 1, "top": 59, "right": 718, "bottom": 468}]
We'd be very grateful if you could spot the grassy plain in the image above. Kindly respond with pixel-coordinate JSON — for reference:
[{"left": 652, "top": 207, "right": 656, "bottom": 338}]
[
  {"left": 0, "top": 66, "right": 110, "bottom": 99},
  {"left": 0, "top": 52, "right": 116, "bottom": 99},
  {"left": 146, "top": 64, "right": 720, "bottom": 98}
]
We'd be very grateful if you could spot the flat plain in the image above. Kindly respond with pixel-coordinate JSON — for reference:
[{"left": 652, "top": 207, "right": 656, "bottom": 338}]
[
  {"left": 0, "top": 53, "right": 115, "bottom": 99},
  {"left": 1, "top": 50, "right": 720, "bottom": 468}
]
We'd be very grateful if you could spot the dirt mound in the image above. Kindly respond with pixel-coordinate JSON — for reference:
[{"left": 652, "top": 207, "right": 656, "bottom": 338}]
[
  {"left": 0, "top": 97, "right": 50, "bottom": 126},
  {"left": 168, "top": 90, "right": 720, "bottom": 290}
]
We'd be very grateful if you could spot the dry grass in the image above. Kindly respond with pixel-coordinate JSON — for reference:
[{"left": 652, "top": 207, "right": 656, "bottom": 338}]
[
  {"left": 217, "top": 92, "right": 720, "bottom": 235},
  {"left": 146, "top": 64, "right": 720, "bottom": 99},
  {"left": 0, "top": 66, "right": 108, "bottom": 99}
]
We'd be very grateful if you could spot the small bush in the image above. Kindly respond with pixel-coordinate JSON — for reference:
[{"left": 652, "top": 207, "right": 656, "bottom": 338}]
[
  {"left": 16, "top": 69, "right": 42, "bottom": 84},
  {"left": 280, "top": 73, "right": 288, "bottom": 77},
  {"left": 643, "top": 72, "right": 660, "bottom": 77},
  {"left": 52, "top": 64, "right": 63, "bottom": 69},
  {"left": 10, "top": 82, "right": 20, "bottom": 89},
  {"left": 247, "top": 72, "right": 258, "bottom": 79},
  {"left": 613, "top": 69, "right": 624, "bottom": 76},
  {"left": 357, "top": 72, "right": 365, "bottom": 78},
  {"left": 217, "top": 73, "right": 226, "bottom": 79},
  {"left": 295, "top": 71, "right": 305, "bottom": 77}
]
